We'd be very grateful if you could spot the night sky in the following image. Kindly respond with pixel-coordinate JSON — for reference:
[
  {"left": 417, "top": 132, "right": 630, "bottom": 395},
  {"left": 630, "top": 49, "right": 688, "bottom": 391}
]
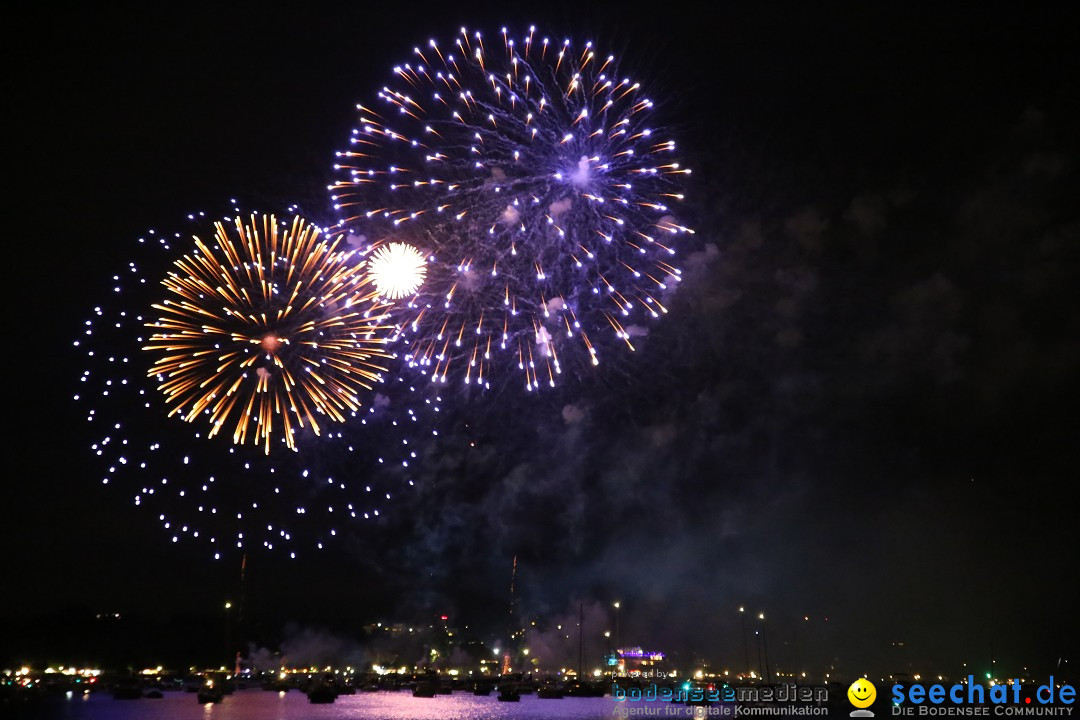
[{"left": 7, "top": 2, "right": 1078, "bottom": 678}]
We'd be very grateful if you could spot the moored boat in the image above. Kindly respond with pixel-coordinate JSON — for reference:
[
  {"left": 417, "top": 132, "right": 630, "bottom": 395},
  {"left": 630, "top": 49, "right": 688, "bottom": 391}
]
[
  {"left": 196, "top": 686, "right": 223, "bottom": 704},
  {"left": 412, "top": 680, "right": 437, "bottom": 698},
  {"left": 307, "top": 686, "right": 337, "bottom": 704}
]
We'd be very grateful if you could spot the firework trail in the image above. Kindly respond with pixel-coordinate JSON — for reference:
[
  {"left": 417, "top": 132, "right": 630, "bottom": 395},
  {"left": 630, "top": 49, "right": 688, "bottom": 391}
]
[
  {"left": 330, "top": 25, "right": 694, "bottom": 392},
  {"left": 75, "top": 207, "right": 442, "bottom": 557}
]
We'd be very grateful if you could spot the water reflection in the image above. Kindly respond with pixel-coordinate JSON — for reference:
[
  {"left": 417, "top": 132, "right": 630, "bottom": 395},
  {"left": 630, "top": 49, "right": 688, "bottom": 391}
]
[{"left": 45, "top": 688, "right": 618, "bottom": 719}]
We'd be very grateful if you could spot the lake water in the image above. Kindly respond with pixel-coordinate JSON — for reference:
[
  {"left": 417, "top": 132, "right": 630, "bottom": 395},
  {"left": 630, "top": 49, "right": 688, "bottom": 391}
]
[{"left": 14, "top": 688, "right": 688, "bottom": 719}]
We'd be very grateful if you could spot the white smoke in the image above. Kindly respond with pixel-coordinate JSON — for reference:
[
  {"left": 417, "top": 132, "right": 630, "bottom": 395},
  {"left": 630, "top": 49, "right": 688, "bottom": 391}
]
[
  {"left": 548, "top": 196, "right": 573, "bottom": 218},
  {"left": 535, "top": 325, "right": 554, "bottom": 357},
  {"left": 501, "top": 204, "right": 520, "bottom": 224}
]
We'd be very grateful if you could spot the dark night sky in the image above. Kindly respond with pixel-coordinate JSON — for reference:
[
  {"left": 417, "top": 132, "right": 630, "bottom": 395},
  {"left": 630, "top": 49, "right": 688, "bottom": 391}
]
[{"left": 6, "top": 2, "right": 1078, "bottom": 677}]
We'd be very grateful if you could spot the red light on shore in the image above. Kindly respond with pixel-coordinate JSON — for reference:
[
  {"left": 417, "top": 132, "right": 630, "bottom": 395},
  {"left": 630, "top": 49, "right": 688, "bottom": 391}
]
[{"left": 440, "top": 615, "right": 449, "bottom": 621}]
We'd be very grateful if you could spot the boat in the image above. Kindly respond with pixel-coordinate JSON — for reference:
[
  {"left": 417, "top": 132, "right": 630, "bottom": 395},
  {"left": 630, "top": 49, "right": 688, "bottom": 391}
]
[
  {"left": 307, "top": 686, "right": 337, "bottom": 704},
  {"left": 111, "top": 684, "right": 143, "bottom": 700},
  {"left": 497, "top": 684, "right": 521, "bottom": 702},
  {"left": 196, "top": 686, "right": 223, "bottom": 704},
  {"left": 145, "top": 690, "right": 164, "bottom": 699},
  {"left": 538, "top": 685, "right": 564, "bottom": 699},
  {"left": 412, "top": 681, "right": 437, "bottom": 698},
  {"left": 566, "top": 681, "right": 606, "bottom": 697}
]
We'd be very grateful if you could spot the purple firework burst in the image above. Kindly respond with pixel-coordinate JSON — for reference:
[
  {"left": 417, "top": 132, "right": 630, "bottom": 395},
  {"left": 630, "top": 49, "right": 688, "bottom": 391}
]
[{"left": 331, "top": 25, "right": 694, "bottom": 392}]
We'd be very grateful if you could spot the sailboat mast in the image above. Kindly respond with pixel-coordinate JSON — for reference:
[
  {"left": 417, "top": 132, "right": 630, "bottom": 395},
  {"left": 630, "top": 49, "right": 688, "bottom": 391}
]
[
  {"left": 501, "top": 555, "right": 517, "bottom": 675},
  {"left": 579, "top": 603, "right": 584, "bottom": 680}
]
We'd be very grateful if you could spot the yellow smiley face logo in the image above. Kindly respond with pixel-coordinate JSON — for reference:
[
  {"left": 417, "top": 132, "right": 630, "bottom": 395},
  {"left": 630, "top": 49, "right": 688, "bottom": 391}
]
[{"left": 848, "top": 678, "right": 876, "bottom": 708}]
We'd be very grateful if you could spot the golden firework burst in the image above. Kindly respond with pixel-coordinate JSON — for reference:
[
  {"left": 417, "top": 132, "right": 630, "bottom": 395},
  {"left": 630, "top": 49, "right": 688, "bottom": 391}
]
[{"left": 144, "top": 213, "right": 391, "bottom": 453}]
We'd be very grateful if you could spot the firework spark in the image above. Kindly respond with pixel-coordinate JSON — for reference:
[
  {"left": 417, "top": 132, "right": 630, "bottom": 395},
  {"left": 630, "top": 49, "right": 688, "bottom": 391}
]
[
  {"left": 144, "top": 213, "right": 392, "bottom": 453},
  {"left": 368, "top": 241, "right": 429, "bottom": 299},
  {"left": 330, "top": 25, "right": 694, "bottom": 392}
]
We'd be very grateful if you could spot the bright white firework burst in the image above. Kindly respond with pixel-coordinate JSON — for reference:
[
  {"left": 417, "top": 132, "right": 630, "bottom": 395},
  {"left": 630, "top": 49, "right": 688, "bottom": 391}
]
[
  {"left": 75, "top": 206, "right": 443, "bottom": 558},
  {"left": 330, "top": 25, "right": 694, "bottom": 392},
  {"left": 368, "top": 241, "right": 429, "bottom": 299}
]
